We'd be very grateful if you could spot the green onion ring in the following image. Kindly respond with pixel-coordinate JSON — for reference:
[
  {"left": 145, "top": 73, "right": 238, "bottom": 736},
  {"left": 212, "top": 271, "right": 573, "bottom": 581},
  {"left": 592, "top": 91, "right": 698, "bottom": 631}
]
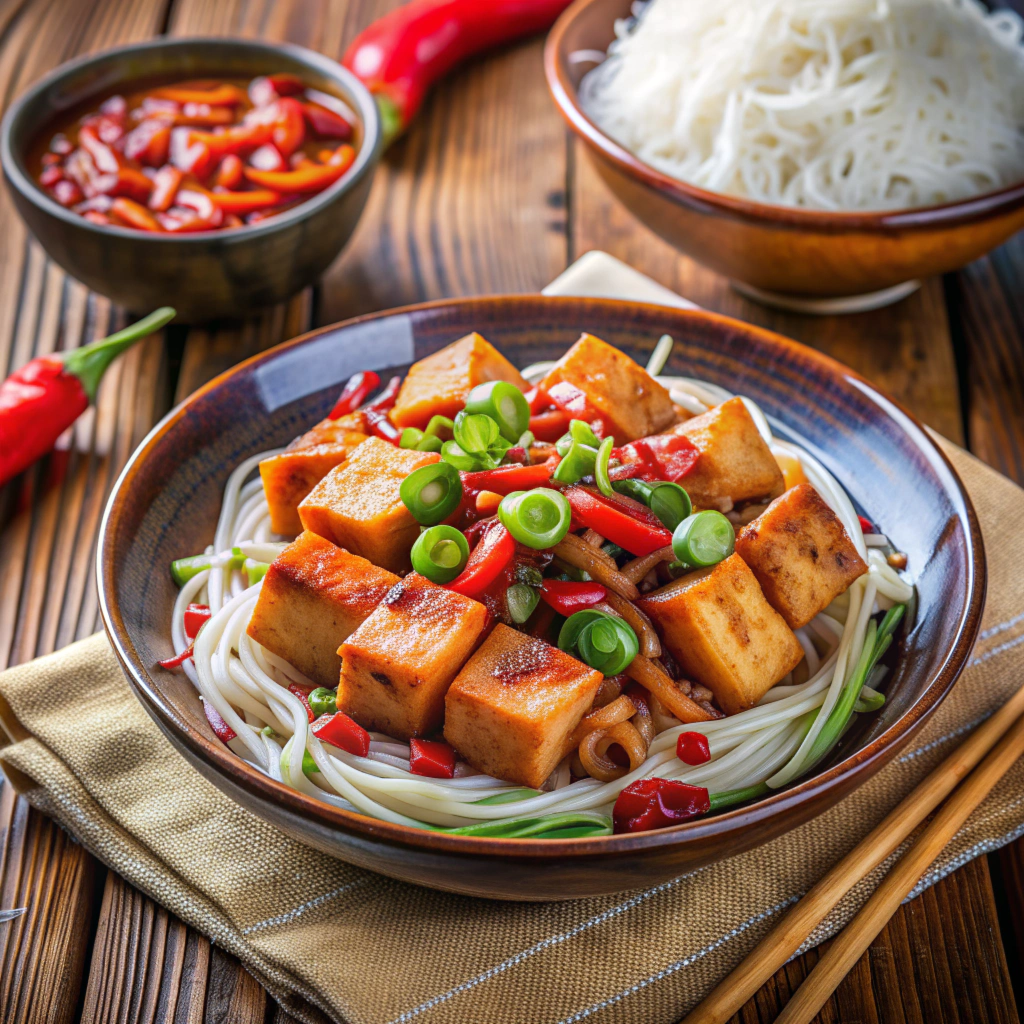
[
  {"left": 671, "top": 510, "right": 735, "bottom": 567},
  {"left": 497, "top": 488, "right": 572, "bottom": 549},
  {"left": 410, "top": 524, "right": 470, "bottom": 583},
  {"left": 465, "top": 381, "right": 530, "bottom": 442},
  {"left": 400, "top": 462, "right": 463, "bottom": 525},
  {"left": 594, "top": 436, "right": 615, "bottom": 497}
]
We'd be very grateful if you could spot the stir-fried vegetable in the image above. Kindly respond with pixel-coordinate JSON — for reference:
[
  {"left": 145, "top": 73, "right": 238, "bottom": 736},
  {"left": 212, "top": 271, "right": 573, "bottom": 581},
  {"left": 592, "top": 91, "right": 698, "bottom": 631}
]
[
  {"left": 671, "top": 510, "right": 735, "bottom": 567},
  {"left": 464, "top": 380, "right": 530, "bottom": 442},
  {"left": 614, "top": 479, "right": 692, "bottom": 531},
  {"left": 400, "top": 462, "right": 463, "bottom": 525},
  {"left": 446, "top": 521, "right": 515, "bottom": 597},
  {"left": 506, "top": 582, "right": 541, "bottom": 623},
  {"left": 411, "top": 524, "right": 470, "bottom": 583},
  {"left": 498, "top": 488, "right": 572, "bottom": 549},
  {"left": 564, "top": 487, "right": 673, "bottom": 557},
  {"left": 558, "top": 609, "right": 638, "bottom": 675},
  {"left": 308, "top": 687, "right": 338, "bottom": 717}
]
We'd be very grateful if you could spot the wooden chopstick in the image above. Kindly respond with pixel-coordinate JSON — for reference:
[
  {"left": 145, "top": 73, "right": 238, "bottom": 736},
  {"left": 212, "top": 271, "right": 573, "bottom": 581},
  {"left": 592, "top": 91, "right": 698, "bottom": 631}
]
[
  {"left": 774, "top": 708, "right": 1024, "bottom": 1024},
  {"left": 681, "top": 681, "right": 1024, "bottom": 1024}
]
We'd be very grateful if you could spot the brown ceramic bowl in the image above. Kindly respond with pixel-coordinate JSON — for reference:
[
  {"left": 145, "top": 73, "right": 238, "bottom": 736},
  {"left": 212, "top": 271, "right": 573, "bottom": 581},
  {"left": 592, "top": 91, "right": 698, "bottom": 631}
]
[
  {"left": 98, "top": 296, "right": 984, "bottom": 900},
  {"left": 545, "top": 0, "right": 1024, "bottom": 306},
  {"left": 0, "top": 37, "right": 382, "bottom": 322}
]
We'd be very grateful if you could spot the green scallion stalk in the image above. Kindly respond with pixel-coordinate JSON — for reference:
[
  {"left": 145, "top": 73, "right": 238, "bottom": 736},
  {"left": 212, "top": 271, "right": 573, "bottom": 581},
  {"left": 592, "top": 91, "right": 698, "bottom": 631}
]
[
  {"left": 464, "top": 380, "right": 530, "bottom": 442},
  {"left": 708, "top": 782, "right": 770, "bottom": 811},
  {"left": 453, "top": 410, "right": 499, "bottom": 454},
  {"left": 170, "top": 546, "right": 246, "bottom": 587},
  {"left": 672, "top": 511, "right": 735, "bottom": 567},
  {"left": 245, "top": 559, "right": 270, "bottom": 586},
  {"left": 410, "top": 524, "right": 470, "bottom": 584},
  {"left": 497, "top": 488, "right": 572, "bottom": 549},
  {"left": 473, "top": 788, "right": 541, "bottom": 805},
  {"left": 424, "top": 415, "right": 455, "bottom": 441},
  {"left": 557, "top": 609, "right": 638, "bottom": 675},
  {"left": 438, "top": 810, "right": 612, "bottom": 838},
  {"left": 506, "top": 582, "right": 541, "bottom": 623},
  {"left": 594, "top": 436, "right": 615, "bottom": 497},
  {"left": 400, "top": 462, "right": 463, "bottom": 525},
  {"left": 551, "top": 439, "right": 597, "bottom": 484}
]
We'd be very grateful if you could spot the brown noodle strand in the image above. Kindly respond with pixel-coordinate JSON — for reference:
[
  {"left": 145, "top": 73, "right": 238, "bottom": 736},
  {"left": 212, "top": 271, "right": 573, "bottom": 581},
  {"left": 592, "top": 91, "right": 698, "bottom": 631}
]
[
  {"left": 601, "top": 590, "right": 662, "bottom": 658},
  {"left": 579, "top": 721, "right": 648, "bottom": 782},
  {"left": 553, "top": 536, "right": 640, "bottom": 601},
  {"left": 621, "top": 545, "right": 676, "bottom": 584},
  {"left": 582, "top": 528, "right": 606, "bottom": 548},
  {"left": 567, "top": 694, "right": 636, "bottom": 750},
  {"left": 630, "top": 690, "right": 656, "bottom": 746},
  {"left": 593, "top": 674, "right": 626, "bottom": 708},
  {"left": 625, "top": 655, "right": 716, "bottom": 723}
]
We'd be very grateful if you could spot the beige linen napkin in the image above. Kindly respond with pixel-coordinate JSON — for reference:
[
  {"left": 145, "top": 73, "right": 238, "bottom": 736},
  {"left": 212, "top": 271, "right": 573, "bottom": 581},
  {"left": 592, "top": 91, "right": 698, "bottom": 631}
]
[{"left": 3, "top": 270, "right": 1024, "bottom": 1024}]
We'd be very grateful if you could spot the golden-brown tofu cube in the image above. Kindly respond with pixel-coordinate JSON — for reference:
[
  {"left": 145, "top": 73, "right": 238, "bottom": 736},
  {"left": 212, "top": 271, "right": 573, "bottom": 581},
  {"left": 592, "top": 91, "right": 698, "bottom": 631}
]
[
  {"left": 246, "top": 531, "right": 398, "bottom": 688},
  {"left": 639, "top": 554, "right": 803, "bottom": 715},
  {"left": 670, "top": 397, "right": 785, "bottom": 511},
  {"left": 337, "top": 574, "right": 490, "bottom": 739},
  {"left": 538, "top": 333, "right": 677, "bottom": 443},
  {"left": 391, "top": 332, "right": 529, "bottom": 429},
  {"left": 260, "top": 417, "right": 368, "bottom": 536},
  {"left": 298, "top": 437, "right": 440, "bottom": 573},
  {"left": 444, "top": 624, "right": 603, "bottom": 788},
  {"left": 735, "top": 483, "right": 868, "bottom": 629}
]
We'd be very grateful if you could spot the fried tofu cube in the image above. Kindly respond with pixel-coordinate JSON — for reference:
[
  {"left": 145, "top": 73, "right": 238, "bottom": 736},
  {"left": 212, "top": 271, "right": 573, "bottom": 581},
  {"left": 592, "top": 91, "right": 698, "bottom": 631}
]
[
  {"left": 538, "top": 333, "right": 677, "bottom": 443},
  {"left": 298, "top": 437, "right": 440, "bottom": 573},
  {"left": 444, "top": 624, "right": 603, "bottom": 788},
  {"left": 670, "top": 397, "right": 785, "bottom": 511},
  {"left": 260, "top": 417, "right": 368, "bottom": 536},
  {"left": 639, "top": 554, "right": 803, "bottom": 715},
  {"left": 735, "top": 483, "right": 868, "bottom": 629},
  {"left": 337, "top": 574, "right": 490, "bottom": 739},
  {"left": 391, "top": 332, "right": 529, "bottom": 430},
  {"left": 246, "top": 531, "right": 398, "bottom": 688}
]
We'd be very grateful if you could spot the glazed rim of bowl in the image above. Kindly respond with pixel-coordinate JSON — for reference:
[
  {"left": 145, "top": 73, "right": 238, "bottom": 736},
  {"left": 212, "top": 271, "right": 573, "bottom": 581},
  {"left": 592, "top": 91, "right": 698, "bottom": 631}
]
[
  {"left": 0, "top": 36, "right": 382, "bottom": 243},
  {"left": 98, "top": 296, "right": 985, "bottom": 858},
  {"left": 544, "top": 0, "right": 1024, "bottom": 232}
]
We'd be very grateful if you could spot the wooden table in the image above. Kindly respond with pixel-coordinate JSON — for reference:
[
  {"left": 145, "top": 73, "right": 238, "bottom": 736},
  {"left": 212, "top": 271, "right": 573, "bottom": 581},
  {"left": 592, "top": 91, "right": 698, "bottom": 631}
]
[{"left": 0, "top": 1, "right": 1023, "bottom": 1021}]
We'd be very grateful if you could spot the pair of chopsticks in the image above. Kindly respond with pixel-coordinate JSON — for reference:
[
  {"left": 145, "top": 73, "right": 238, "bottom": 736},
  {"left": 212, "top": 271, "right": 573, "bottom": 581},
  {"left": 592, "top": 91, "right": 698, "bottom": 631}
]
[{"left": 681, "top": 679, "right": 1024, "bottom": 1024}]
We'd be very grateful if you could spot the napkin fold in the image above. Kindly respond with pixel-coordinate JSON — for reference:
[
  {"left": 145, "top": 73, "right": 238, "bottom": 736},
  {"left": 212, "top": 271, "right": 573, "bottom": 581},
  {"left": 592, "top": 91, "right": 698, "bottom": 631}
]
[{"left": 3, "top": 263, "right": 1024, "bottom": 1024}]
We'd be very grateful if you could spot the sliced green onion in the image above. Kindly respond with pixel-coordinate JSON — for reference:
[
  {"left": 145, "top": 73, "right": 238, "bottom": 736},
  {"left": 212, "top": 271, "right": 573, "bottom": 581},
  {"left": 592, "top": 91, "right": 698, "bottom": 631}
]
[
  {"left": 854, "top": 687, "right": 886, "bottom": 713},
  {"left": 400, "top": 427, "right": 426, "bottom": 449},
  {"left": 611, "top": 478, "right": 651, "bottom": 504},
  {"left": 424, "top": 415, "right": 455, "bottom": 440},
  {"left": 281, "top": 739, "right": 318, "bottom": 778},
  {"left": 473, "top": 788, "right": 540, "bottom": 805},
  {"left": 558, "top": 609, "right": 638, "bottom": 675},
  {"left": 465, "top": 380, "right": 530, "bottom": 442},
  {"left": 649, "top": 483, "right": 692, "bottom": 531},
  {"left": 594, "top": 436, "right": 614, "bottom": 497},
  {"left": 506, "top": 582, "right": 541, "bottom": 623},
  {"left": 453, "top": 410, "right": 499, "bottom": 454},
  {"left": 400, "top": 462, "right": 463, "bottom": 525},
  {"left": 441, "top": 439, "right": 490, "bottom": 471},
  {"left": 439, "top": 810, "right": 612, "bottom": 838},
  {"left": 515, "top": 429, "right": 535, "bottom": 449},
  {"left": 672, "top": 511, "right": 735, "bottom": 567},
  {"left": 171, "top": 546, "right": 245, "bottom": 586},
  {"left": 498, "top": 488, "right": 572, "bottom": 549},
  {"left": 570, "top": 419, "right": 602, "bottom": 447},
  {"left": 708, "top": 782, "right": 770, "bottom": 811},
  {"left": 411, "top": 524, "right": 470, "bottom": 583},
  {"left": 308, "top": 687, "right": 338, "bottom": 718},
  {"left": 245, "top": 559, "right": 270, "bottom": 586},
  {"left": 416, "top": 434, "right": 443, "bottom": 453},
  {"left": 551, "top": 439, "right": 597, "bottom": 484}
]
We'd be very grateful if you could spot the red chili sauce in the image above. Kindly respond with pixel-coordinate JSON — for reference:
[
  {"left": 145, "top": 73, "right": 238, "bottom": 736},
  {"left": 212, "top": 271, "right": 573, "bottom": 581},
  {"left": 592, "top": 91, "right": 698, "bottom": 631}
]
[{"left": 30, "top": 74, "right": 361, "bottom": 232}]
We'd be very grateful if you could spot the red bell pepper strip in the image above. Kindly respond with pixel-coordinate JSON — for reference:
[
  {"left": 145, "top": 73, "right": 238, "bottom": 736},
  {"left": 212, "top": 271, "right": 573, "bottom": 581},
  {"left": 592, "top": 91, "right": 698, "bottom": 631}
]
[
  {"left": 209, "top": 189, "right": 284, "bottom": 215},
  {"left": 312, "top": 711, "right": 371, "bottom": 757},
  {"left": 204, "top": 701, "right": 237, "bottom": 744},
  {"left": 214, "top": 154, "right": 244, "bottom": 189},
  {"left": 459, "top": 459, "right": 555, "bottom": 495},
  {"left": 154, "top": 84, "right": 247, "bottom": 106},
  {"left": 303, "top": 102, "right": 352, "bottom": 139},
  {"left": 148, "top": 165, "right": 183, "bottom": 212},
  {"left": 51, "top": 179, "right": 83, "bottom": 207},
  {"left": 447, "top": 521, "right": 515, "bottom": 598},
  {"left": 39, "top": 165, "right": 63, "bottom": 187},
  {"left": 676, "top": 732, "right": 711, "bottom": 766},
  {"left": 158, "top": 642, "right": 194, "bottom": 670},
  {"left": 409, "top": 738, "right": 456, "bottom": 778},
  {"left": 564, "top": 487, "right": 672, "bottom": 557},
  {"left": 0, "top": 308, "right": 174, "bottom": 487},
  {"left": 288, "top": 683, "right": 315, "bottom": 723},
  {"left": 612, "top": 778, "right": 711, "bottom": 834},
  {"left": 365, "top": 375, "right": 402, "bottom": 413},
  {"left": 123, "top": 119, "right": 171, "bottom": 166},
  {"left": 612, "top": 434, "right": 700, "bottom": 483},
  {"left": 90, "top": 167, "right": 154, "bottom": 203},
  {"left": 249, "top": 73, "right": 306, "bottom": 106},
  {"left": 528, "top": 408, "right": 570, "bottom": 442},
  {"left": 175, "top": 103, "right": 235, "bottom": 128},
  {"left": 342, "top": 0, "right": 574, "bottom": 143},
  {"left": 183, "top": 603, "right": 212, "bottom": 640},
  {"left": 243, "top": 157, "right": 348, "bottom": 193},
  {"left": 539, "top": 579, "right": 607, "bottom": 616},
  {"left": 110, "top": 197, "right": 162, "bottom": 232},
  {"left": 271, "top": 97, "right": 306, "bottom": 156},
  {"left": 585, "top": 486, "right": 667, "bottom": 533},
  {"left": 329, "top": 370, "right": 381, "bottom": 419}
]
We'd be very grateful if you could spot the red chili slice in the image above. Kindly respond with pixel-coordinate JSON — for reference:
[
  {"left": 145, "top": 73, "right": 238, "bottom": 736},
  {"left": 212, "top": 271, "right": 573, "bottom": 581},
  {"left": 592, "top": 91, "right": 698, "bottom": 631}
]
[
  {"left": 183, "top": 603, "right": 212, "bottom": 640},
  {"left": 564, "top": 487, "right": 672, "bottom": 557},
  {"left": 204, "top": 700, "right": 237, "bottom": 744},
  {"left": 676, "top": 732, "right": 711, "bottom": 766},
  {"left": 447, "top": 521, "right": 515, "bottom": 598},
  {"left": 311, "top": 711, "right": 371, "bottom": 757},
  {"left": 329, "top": 370, "right": 381, "bottom": 418},
  {"left": 288, "top": 683, "right": 315, "bottom": 723},
  {"left": 612, "top": 778, "right": 710, "bottom": 834},
  {"left": 539, "top": 579, "right": 607, "bottom": 617},
  {"left": 459, "top": 460, "right": 555, "bottom": 495},
  {"left": 409, "top": 738, "right": 456, "bottom": 778}
]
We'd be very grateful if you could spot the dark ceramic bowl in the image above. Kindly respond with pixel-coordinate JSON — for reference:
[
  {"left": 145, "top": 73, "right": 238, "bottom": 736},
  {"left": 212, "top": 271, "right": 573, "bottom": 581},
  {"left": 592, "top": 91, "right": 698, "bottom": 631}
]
[
  {"left": 98, "top": 297, "right": 984, "bottom": 900},
  {"left": 545, "top": 0, "right": 1024, "bottom": 305},
  {"left": 0, "top": 37, "right": 382, "bottom": 322}
]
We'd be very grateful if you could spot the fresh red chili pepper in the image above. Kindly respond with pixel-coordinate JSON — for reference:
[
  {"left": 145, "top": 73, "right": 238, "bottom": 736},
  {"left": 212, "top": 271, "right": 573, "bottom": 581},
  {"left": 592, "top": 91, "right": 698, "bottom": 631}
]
[
  {"left": 110, "top": 197, "right": 161, "bottom": 231},
  {"left": 288, "top": 683, "right": 315, "bottom": 723},
  {"left": 612, "top": 778, "right": 711, "bottom": 834},
  {"left": 154, "top": 83, "right": 247, "bottom": 106},
  {"left": 183, "top": 603, "right": 212, "bottom": 640},
  {"left": 409, "top": 738, "right": 457, "bottom": 778},
  {"left": 447, "top": 521, "right": 515, "bottom": 598},
  {"left": 303, "top": 102, "right": 352, "bottom": 139},
  {"left": 158, "top": 641, "right": 195, "bottom": 670},
  {"left": 243, "top": 154, "right": 350, "bottom": 193},
  {"left": 214, "top": 153, "right": 244, "bottom": 190},
  {"left": 0, "top": 308, "right": 174, "bottom": 487},
  {"left": 364, "top": 409, "right": 402, "bottom": 444},
  {"left": 209, "top": 189, "right": 283, "bottom": 215},
  {"left": 329, "top": 370, "right": 381, "bottom": 419},
  {"left": 539, "top": 579, "right": 607, "bottom": 616},
  {"left": 612, "top": 434, "right": 700, "bottom": 483},
  {"left": 148, "top": 165, "right": 183, "bottom": 212},
  {"left": 343, "top": 0, "right": 574, "bottom": 142},
  {"left": 459, "top": 459, "right": 555, "bottom": 495},
  {"left": 311, "top": 711, "right": 371, "bottom": 756},
  {"left": 858, "top": 515, "right": 874, "bottom": 534},
  {"left": 564, "top": 487, "right": 672, "bottom": 557},
  {"left": 204, "top": 700, "right": 237, "bottom": 744},
  {"left": 365, "top": 375, "right": 402, "bottom": 413},
  {"left": 676, "top": 731, "right": 711, "bottom": 766},
  {"left": 271, "top": 97, "right": 307, "bottom": 156},
  {"left": 528, "top": 408, "right": 570, "bottom": 442}
]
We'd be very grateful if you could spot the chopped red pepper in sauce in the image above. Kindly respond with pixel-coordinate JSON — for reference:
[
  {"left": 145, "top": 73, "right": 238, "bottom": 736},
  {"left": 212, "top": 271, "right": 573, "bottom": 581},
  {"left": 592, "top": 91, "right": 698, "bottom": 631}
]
[
  {"left": 312, "top": 711, "right": 371, "bottom": 757},
  {"left": 675, "top": 731, "right": 712, "bottom": 766},
  {"left": 611, "top": 434, "right": 700, "bottom": 483},
  {"left": 409, "top": 738, "right": 457, "bottom": 778},
  {"left": 539, "top": 579, "right": 607, "bottom": 617},
  {"left": 612, "top": 778, "right": 711, "bottom": 834},
  {"left": 183, "top": 603, "right": 211, "bottom": 640},
  {"left": 204, "top": 700, "right": 237, "bottom": 745},
  {"left": 31, "top": 75, "right": 361, "bottom": 232}
]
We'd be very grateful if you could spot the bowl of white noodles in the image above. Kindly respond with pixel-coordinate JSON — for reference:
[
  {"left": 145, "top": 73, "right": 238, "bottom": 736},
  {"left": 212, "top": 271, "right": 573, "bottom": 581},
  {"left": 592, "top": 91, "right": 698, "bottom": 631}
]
[{"left": 545, "top": 0, "right": 1024, "bottom": 311}]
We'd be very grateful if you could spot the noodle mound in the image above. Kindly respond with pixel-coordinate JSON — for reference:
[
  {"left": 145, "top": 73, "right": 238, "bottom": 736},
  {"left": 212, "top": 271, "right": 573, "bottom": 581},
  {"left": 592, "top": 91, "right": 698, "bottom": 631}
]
[{"left": 579, "top": 0, "right": 1024, "bottom": 211}]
